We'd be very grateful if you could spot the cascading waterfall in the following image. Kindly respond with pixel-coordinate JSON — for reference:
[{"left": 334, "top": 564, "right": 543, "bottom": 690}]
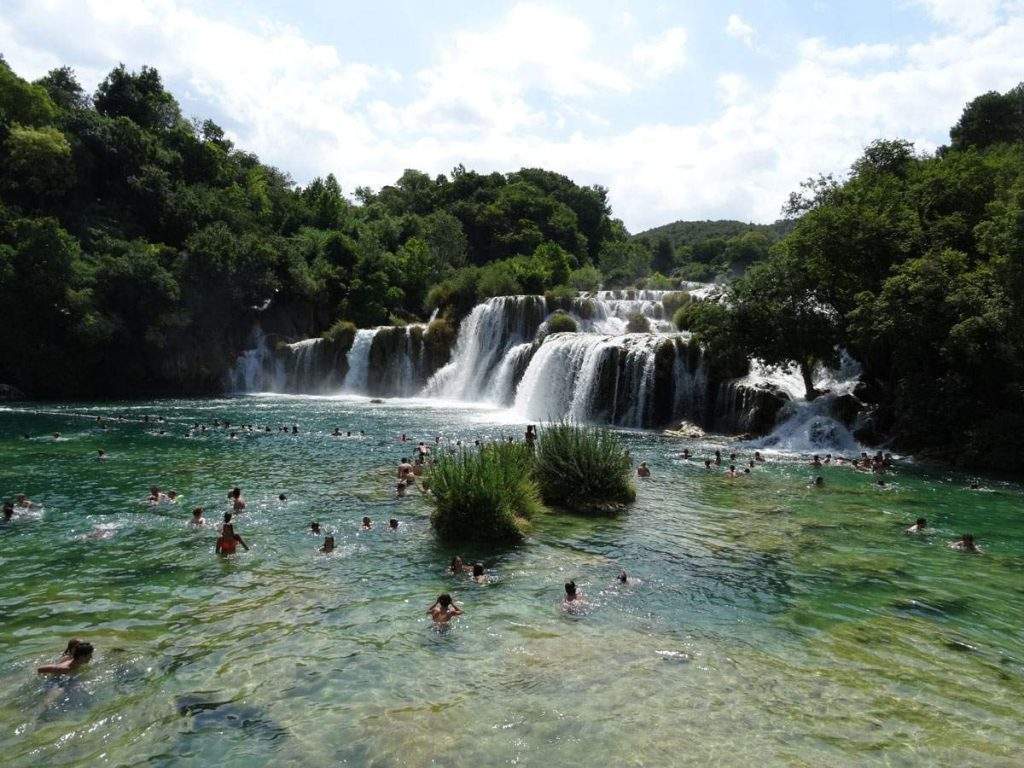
[
  {"left": 227, "top": 282, "right": 866, "bottom": 448},
  {"left": 342, "top": 329, "right": 376, "bottom": 394},
  {"left": 423, "top": 295, "right": 548, "bottom": 401}
]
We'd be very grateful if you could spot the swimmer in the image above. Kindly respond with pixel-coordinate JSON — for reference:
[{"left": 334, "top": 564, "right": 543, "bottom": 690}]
[
  {"left": 97, "top": 449, "right": 107, "bottom": 460},
  {"left": 15, "top": 494, "right": 38, "bottom": 510},
  {"left": 563, "top": 580, "right": 582, "bottom": 606},
  {"left": 949, "top": 533, "right": 982, "bottom": 553},
  {"left": 220, "top": 512, "right": 233, "bottom": 532},
  {"left": 637, "top": 462, "right": 651, "bottom": 478},
  {"left": 618, "top": 570, "right": 628, "bottom": 584},
  {"left": 400, "top": 433, "right": 408, "bottom": 443},
  {"left": 398, "top": 457, "right": 414, "bottom": 480},
  {"left": 332, "top": 428, "right": 341, "bottom": 437},
  {"left": 969, "top": 481, "right": 981, "bottom": 490},
  {"left": 810, "top": 454, "right": 822, "bottom": 468},
  {"left": 471, "top": 563, "right": 486, "bottom": 583},
  {"left": 320, "top": 536, "right": 336, "bottom": 553},
  {"left": 812, "top": 476, "right": 824, "bottom": 487},
  {"left": 682, "top": 448, "right": 691, "bottom": 460},
  {"left": 726, "top": 465, "right": 738, "bottom": 477},
  {"left": 876, "top": 479, "right": 887, "bottom": 488},
  {"left": 361, "top": 516, "right": 373, "bottom": 530},
  {"left": 905, "top": 517, "right": 926, "bottom": 534},
  {"left": 166, "top": 490, "right": 179, "bottom": 503},
  {"left": 704, "top": 459, "right": 712, "bottom": 469},
  {"left": 2, "top": 502, "right": 14, "bottom": 523},
  {"left": 147, "top": 486, "right": 165, "bottom": 504},
  {"left": 229, "top": 488, "right": 246, "bottom": 512},
  {"left": 215, "top": 523, "right": 249, "bottom": 555},
  {"left": 714, "top": 450, "right": 722, "bottom": 466},
  {"left": 37, "top": 639, "right": 94, "bottom": 675},
  {"left": 53, "top": 432, "right": 61, "bottom": 440},
  {"left": 755, "top": 451, "right": 764, "bottom": 463},
  {"left": 278, "top": 493, "right": 287, "bottom": 502},
  {"left": 292, "top": 425, "right": 298, "bottom": 435},
  {"left": 428, "top": 593, "right": 462, "bottom": 624},
  {"left": 748, "top": 459, "right": 755, "bottom": 468},
  {"left": 396, "top": 480, "right": 407, "bottom": 498},
  {"left": 449, "top": 556, "right": 467, "bottom": 574},
  {"left": 743, "top": 467, "right": 751, "bottom": 474},
  {"left": 189, "top": 507, "right": 206, "bottom": 527},
  {"left": 388, "top": 518, "right": 399, "bottom": 530},
  {"left": 310, "top": 521, "right": 321, "bottom": 534}
]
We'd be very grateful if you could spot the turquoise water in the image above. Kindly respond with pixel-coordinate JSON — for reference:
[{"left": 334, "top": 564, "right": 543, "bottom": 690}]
[{"left": 1, "top": 396, "right": 1022, "bottom": 767}]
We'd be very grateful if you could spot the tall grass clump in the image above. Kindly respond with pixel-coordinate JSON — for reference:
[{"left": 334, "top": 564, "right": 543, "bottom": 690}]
[
  {"left": 534, "top": 423, "right": 636, "bottom": 514},
  {"left": 429, "top": 442, "right": 544, "bottom": 543}
]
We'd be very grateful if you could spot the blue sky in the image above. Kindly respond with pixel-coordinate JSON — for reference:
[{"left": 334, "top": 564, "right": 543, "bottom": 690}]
[{"left": 3, "top": 1, "right": 1024, "bottom": 231}]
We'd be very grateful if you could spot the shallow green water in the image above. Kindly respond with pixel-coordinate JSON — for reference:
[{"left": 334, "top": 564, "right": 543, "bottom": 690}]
[{"left": 1, "top": 396, "right": 1022, "bottom": 768}]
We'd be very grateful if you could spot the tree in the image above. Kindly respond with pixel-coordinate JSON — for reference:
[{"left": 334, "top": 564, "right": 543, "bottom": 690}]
[
  {"left": 35, "top": 66, "right": 89, "bottom": 111},
  {"left": 950, "top": 84, "right": 1024, "bottom": 150},
  {"left": 94, "top": 64, "right": 181, "bottom": 132},
  {"left": 0, "top": 60, "right": 57, "bottom": 126},
  {"left": 652, "top": 236, "right": 675, "bottom": 274},
  {"left": 3, "top": 125, "right": 73, "bottom": 204}
]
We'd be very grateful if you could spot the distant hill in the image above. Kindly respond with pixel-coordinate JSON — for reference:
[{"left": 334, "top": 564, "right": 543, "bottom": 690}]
[{"left": 633, "top": 219, "right": 794, "bottom": 248}]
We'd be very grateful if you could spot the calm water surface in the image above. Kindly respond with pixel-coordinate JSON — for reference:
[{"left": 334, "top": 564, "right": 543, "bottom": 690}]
[{"left": 1, "top": 396, "right": 1022, "bottom": 767}]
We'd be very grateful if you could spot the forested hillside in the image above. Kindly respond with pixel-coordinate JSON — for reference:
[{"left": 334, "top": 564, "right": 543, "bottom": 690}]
[
  {"left": 680, "top": 83, "right": 1024, "bottom": 470},
  {"left": 0, "top": 59, "right": 661, "bottom": 398},
  {"left": 634, "top": 219, "right": 793, "bottom": 281}
]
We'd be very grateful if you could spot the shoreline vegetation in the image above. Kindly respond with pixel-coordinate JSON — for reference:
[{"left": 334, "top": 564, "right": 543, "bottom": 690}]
[
  {"left": 1, "top": 57, "right": 1023, "bottom": 472},
  {"left": 428, "top": 424, "right": 635, "bottom": 542}
]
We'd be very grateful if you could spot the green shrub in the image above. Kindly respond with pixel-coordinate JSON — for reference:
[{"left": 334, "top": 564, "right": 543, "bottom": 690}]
[
  {"left": 661, "top": 291, "right": 690, "bottom": 317},
  {"left": 545, "top": 310, "right": 578, "bottom": 334},
  {"left": 322, "top": 319, "right": 356, "bottom": 347},
  {"left": 625, "top": 312, "right": 651, "bottom": 333},
  {"left": 534, "top": 423, "right": 636, "bottom": 514},
  {"left": 544, "top": 284, "right": 577, "bottom": 310},
  {"left": 568, "top": 264, "right": 602, "bottom": 291},
  {"left": 644, "top": 272, "right": 677, "bottom": 290},
  {"left": 673, "top": 305, "right": 691, "bottom": 331},
  {"left": 429, "top": 442, "right": 543, "bottom": 543}
]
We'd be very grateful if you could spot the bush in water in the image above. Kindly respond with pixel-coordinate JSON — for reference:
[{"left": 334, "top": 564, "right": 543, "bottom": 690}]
[
  {"left": 534, "top": 423, "right": 636, "bottom": 514},
  {"left": 322, "top": 320, "right": 357, "bottom": 348},
  {"left": 625, "top": 312, "right": 651, "bottom": 333},
  {"left": 428, "top": 442, "right": 543, "bottom": 543},
  {"left": 545, "top": 311, "right": 578, "bottom": 334}
]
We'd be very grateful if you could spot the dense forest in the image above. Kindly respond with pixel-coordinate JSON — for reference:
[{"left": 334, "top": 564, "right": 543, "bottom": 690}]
[
  {"left": 680, "top": 82, "right": 1024, "bottom": 471},
  {"left": 635, "top": 219, "right": 793, "bottom": 281},
  {"left": 0, "top": 59, "right": 683, "bottom": 398},
  {"left": 2, "top": 56, "right": 1023, "bottom": 471}
]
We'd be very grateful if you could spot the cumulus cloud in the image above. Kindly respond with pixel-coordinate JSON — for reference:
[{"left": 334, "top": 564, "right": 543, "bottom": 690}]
[
  {"left": 2, "top": 0, "right": 1024, "bottom": 230},
  {"left": 632, "top": 27, "right": 687, "bottom": 77},
  {"left": 725, "top": 13, "right": 756, "bottom": 48}
]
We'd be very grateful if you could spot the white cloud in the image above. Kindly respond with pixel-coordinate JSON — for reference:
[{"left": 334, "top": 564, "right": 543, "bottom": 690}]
[
  {"left": 912, "top": 0, "right": 1007, "bottom": 33},
  {"left": 725, "top": 13, "right": 755, "bottom": 48},
  {"left": 2, "top": 0, "right": 1024, "bottom": 231},
  {"left": 632, "top": 27, "right": 687, "bottom": 78}
]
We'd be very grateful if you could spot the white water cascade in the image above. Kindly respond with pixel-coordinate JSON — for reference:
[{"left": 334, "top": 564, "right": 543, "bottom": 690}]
[
  {"left": 342, "top": 329, "right": 376, "bottom": 394},
  {"left": 227, "top": 283, "right": 868, "bottom": 449}
]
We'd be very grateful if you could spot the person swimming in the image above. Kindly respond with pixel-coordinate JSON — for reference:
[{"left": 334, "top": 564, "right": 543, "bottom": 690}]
[
  {"left": 428, "top": 593, "right": 462, "bottom": 624},
  {"left": 396, "top": 480, "right": 407, "bottom": 498},
  {"left": 637, "top": 462, "right": 651, "bottom": 478},
  {"left": 332, "top": 428, "right": 341, "bottom": 437},
  {"left": 37, "top": 639, "right": 94, "bottom": 675},
  {"left": 755, "top": 451, "right": 764, "bottom": 463},
  {"left": 388, "top": 518, "right": 399, "bottom": 530},
  {"left": 810, "top": 454, "right": 822, "bottom": 468},
  {"left": 905, "top": 517, "right": 926, "bottom": 534},
  {"left": 681, "top": 448, "right": 691, "bottom": 460},
  {"left": 398, "top": 458, "right": 414, "bottom": 480},
  {"left": 714, "top": 450, "right": 722, "bottom": 466},
  {"left": 563, "top": 580, "right": 582, "bottom": 607},
  {"left": 278, "top": 493, "right": 287, "bottom": 502},
  {"left": 189, "top": 507, "right": 206, "bottom": 527},
  {"left": 320, "top": 536, "right": 335, "bottom": 553},
  {"left": 310, "top": 521, "right": 321, "bottom": 534},
  {"left": 361, "top": 516, "right": 373, "bottom": 530},
  {"left": 726, "top": 465, "right": 738, "bottom": 477},
  {"left": 617, "top": 570, "right": 628, "bottom": 584},
  {"left": 147, "top": 486, "right": 165, "bottom": 504},
  {"left": 97, "top": 449, "right": 107, "bottom": 460},
  {"left": 2, "top": 501, "right": 14, "bottom": 523},
  {"left": 449, "top": 555, "right": 467, "bottom": 574},
  {"left": 215, "top": 523, "right": 249, "bottom": 555},
  {"left": 166, "top": 490, "right": 179, "bottom": 502},
  {"left": 704, "top": 459, "right": 712, "bottom": 469},
  {"left": 471, "top": 562, "right": 486, "bottom": 583},
  {"left": 812, "top": 475, "right": 824, "bottom": 487},
  {"left": 949, "top": 533, "right": 981, "bottom": 553},
  {"left": 229, "top": 488, "right": 246, "bottom": 512}
]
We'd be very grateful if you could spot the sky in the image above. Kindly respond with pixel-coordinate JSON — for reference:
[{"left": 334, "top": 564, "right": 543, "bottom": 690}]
[{"left": 3, "top": 1, "right": 1024, "bottom": 232}]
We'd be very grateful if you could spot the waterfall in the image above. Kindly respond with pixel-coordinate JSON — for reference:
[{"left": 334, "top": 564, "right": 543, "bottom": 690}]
[
  {"left": 229, "top": 327, "right": 284, "bottom": 393},
  {"left": 342, "top": 329, "right": 376, "bottom": 394},
  {"left": 423, "top": 295, "right": 548, "bottom": 401}
]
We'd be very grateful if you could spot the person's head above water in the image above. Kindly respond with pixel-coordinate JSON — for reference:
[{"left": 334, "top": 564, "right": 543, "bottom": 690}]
[
  {"left": 362, "top": 516, "right": 372, "bottom": 527},
  {"left": 916, "top": 517, "right": 926, "bottom": 527},
  {"left": 389, "top": 518, "right": 399, "bottom": 529},
  {"left": 322, "top": 536, "right": 335, "bottom": 551},
  {"left": 618, "top": 570, "right": 628, "bottom": 583},
  {"left": 192, "top": 507, "right": 203, "bottom": 517},
  {"left": 450, "top": 555, "right": 464, "bottom": 572},
  {"left": 311, "top": 521, "right": 321, "bottom": 533},
  {"left": 223, "top": 511, "right": 232, "bottom": 524},
  {"left": 437, "top": 593, "right": 453, "bottom": 609},
  {"left": 565, "top": 581, "right": 577, "bottom": 598},
  {"left": 814, "top": 476, "right": 824, "bottom": 486},
  {"left": 279, "top": 493, "right": 286, "bottom": 501},
  {"left": 221, "top": 523, "right": 235, "bottom": 537}
]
